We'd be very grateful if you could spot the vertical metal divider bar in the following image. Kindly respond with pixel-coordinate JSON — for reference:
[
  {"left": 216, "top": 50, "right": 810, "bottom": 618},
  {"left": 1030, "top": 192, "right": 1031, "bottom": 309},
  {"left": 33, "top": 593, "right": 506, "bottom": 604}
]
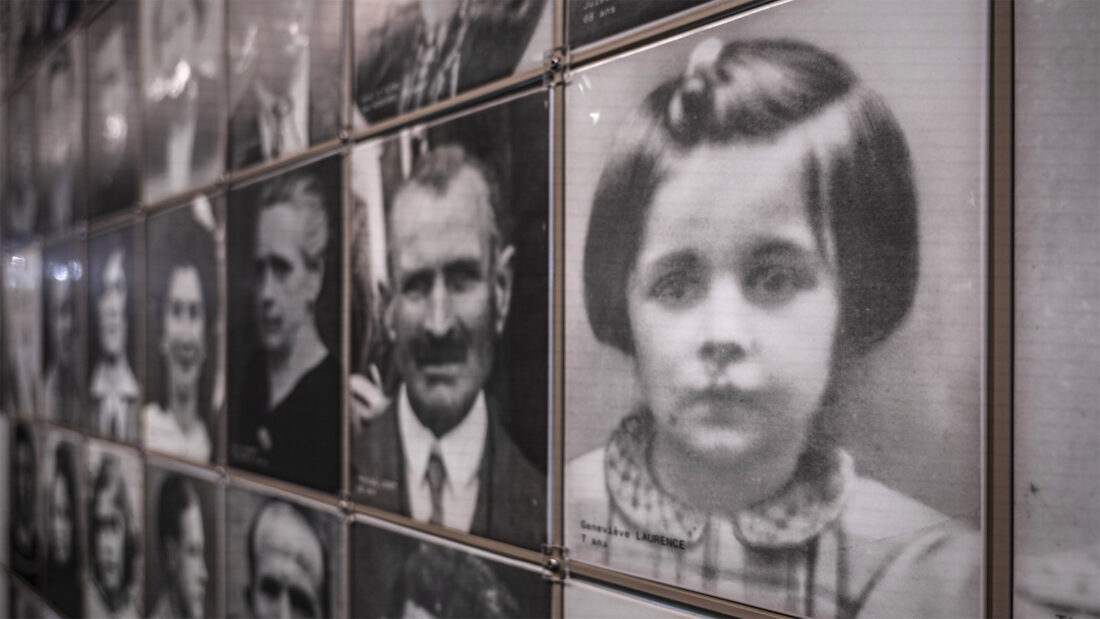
[
  {"left": 218, "top": 0, "right": 234, "bottom": 614},
  {"left": 550, "top": 1, "right": 569, "bottom": 618},
  {"left": 341, "top": 0, "right": 356, "bottom": 614},
  {"left": 987, "top": 0, "right": 1014, "bottom": 618}
]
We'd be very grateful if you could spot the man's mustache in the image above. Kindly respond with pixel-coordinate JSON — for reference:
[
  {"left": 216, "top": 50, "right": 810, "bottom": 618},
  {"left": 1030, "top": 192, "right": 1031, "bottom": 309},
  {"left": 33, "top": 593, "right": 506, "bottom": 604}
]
[{"left": 412, "top": 334, "right": 467, "bottom": 366}]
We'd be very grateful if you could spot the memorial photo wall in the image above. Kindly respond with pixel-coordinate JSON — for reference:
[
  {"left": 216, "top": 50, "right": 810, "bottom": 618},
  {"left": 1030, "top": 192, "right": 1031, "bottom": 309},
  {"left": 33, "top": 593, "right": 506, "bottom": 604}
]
[{"left": 0, "top": 0, "right": 1050, "bottom": 618}]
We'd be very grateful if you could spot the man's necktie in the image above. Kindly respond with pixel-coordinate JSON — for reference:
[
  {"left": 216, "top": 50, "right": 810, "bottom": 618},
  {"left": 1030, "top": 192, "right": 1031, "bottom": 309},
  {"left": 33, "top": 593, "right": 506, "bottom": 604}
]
[
  {"left": 271, "top": 98, "right": 292, "bottom": 159},
  {"left": 426, "top": 449, "right": 447, "bottom": 526}
]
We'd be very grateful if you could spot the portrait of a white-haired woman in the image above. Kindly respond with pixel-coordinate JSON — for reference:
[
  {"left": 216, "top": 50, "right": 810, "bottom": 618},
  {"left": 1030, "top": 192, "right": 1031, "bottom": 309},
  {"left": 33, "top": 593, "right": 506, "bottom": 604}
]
[{"left": 565, "top": 38, "right": 981, "bottom": 618}]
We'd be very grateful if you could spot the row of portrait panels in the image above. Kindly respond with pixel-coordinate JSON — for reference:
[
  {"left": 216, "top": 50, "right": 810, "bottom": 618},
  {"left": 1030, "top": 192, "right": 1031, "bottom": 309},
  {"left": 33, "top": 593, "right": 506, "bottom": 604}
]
[
  {"left": 1, "top": 418, "right": 567, "bottom": 618},
  {"left": 3, "top": 89, "right": 552, "bottom": 551},
  {"left": 3, "top": 0, "right": 726, "bottom": 243},
  {"left": 1, "top": 0, "right": 997, "bottom": 617}
]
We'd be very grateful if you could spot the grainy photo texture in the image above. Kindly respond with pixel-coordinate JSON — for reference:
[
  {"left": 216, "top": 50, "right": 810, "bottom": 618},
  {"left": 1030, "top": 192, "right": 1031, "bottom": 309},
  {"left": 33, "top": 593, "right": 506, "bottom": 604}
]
[
  {"left": 0, "top": 416, "right": 9, "bottom": 568},
  {"left": 351, "top": 521, "right": 551, "bottom": 618},
  {"left": 42, "top": 431, "right": 82, "bottom": 618},
  {"left": 8, "top": 0, "right": 40, "bottom": 78},
  {"left": 144, "top": 198, "right": 222, "bottom": 463},
  {"left": 142, "top": 0, "right": 226, "bottom": 202},
  {"left": 41, "top": 0, "right": 83, "bottom": 43},
  {"left": 37, "top": 35, "right": 84, "bottom": 233},
  {"left": 1014, "top": 1, "right": 1100, "bottom": 616},
  {"left": 226, "top": 486, "right": 343, "bottom": 619},
  {"left": 227, "top": 156, "right": 343, "bottom": 493},
  {"left": 563, "top": 1, "right": 987, "bottom": 617},
  {"left": 6, "top": 87, "right": 38, "bottom": 241},
  {"left": 88, "top": 225, "right": 141, "bottom": 443},
  {"left": 353, "top": 0, "right": 551, "bottom": 124},
  {"left": 228, "top": 0, "right": 345, "bottom": 169},
  {"left": 85, "top": 442, "right": 143, "bottom": 618},
  {"left": 88, "top": 0, "right": 141, "bottom": 218},
  {"left": 3, "top": 245, "right": 43, "bottom": 418},
  {"left": 43, "top": 240, "right": 86, "bottom": 428},
  {"left": 9, "top": 421, "right": 41, "bottom": 587},
  {"left": 145, "top": 465, "right": 219, "bottom": 618},
  {"left": 349, "top": 91, "right": 549, "bottom": 550}
]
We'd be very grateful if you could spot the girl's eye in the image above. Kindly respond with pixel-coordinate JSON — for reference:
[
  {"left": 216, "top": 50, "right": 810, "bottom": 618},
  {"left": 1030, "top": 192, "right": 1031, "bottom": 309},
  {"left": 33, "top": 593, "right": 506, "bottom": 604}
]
[
  {"left": 746, "top": 263, "right": 814, "bottom": 305},
  {"left": 649, "top": 270, "right": 705, "bottom": 307}
]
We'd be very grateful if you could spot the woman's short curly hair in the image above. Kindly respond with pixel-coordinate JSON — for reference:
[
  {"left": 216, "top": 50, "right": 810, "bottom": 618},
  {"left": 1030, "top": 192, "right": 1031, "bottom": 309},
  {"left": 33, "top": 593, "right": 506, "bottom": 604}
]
[{"left": 583, "top": 38, "right": 919, "bottom": 358}]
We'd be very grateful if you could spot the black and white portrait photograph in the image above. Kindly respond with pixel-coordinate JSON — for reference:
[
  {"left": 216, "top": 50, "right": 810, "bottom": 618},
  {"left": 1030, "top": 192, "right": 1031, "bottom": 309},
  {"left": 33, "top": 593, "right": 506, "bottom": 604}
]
[
  {"left": 42, "top": 430, "right": 83, "bottom": 618},
  {"left": 142, "top": 0, "right": 226, "bottom": 202},
  {"left": 568, "top": 0, "right": 715, "bottom": 48},
  {"left": 349, "top": 91, "right": 549, "bottom": 550},
  {"left": 85, "top": 441, "right": 142, "bottom": 619},
  {"left": 9, "top": 420, "right": 41, "bottom": 587},
  {"left": 3, "top": 245, "right": 43, "bottom": 417},
  {"left": 144, "top": 463, "right": 220, "bottom": 619},
  {"left": 353, "top": 0, "right": 551, "bottom": 125},
  {"left": 563, "top": 1, "right": 988, "bottom": 617},
  {"left": 1014, "top": 1, "right": 1100, "bottom": 617},
  {"left": 88, "top": 0, "right": 141, "bottom": 218},
  {"left": 8, "top": 0, "right": 41, "bottom": 78},
  {"left": 227, "top": 0, "right": 345, "bottom": 170},
  {"left": 351, "top": 519, "right": 551, "bottom": 618},
  {"left": 227, "top": 156, "right": 343, "bottom": 493},
  {"left": 225, "top": 485, "right": 343, "bottom": 619},
  {"left": 37, "top": 35, "right": 85, "bottom": 234},
  {"left": 88, "top": 225, "right": 141, "bottom": 443},
  {"left": 145, "top": 198, "right": 222, "bottom": 463},
  {"left": 0, "top": 416, "right": 9, "bottom": 568},
  {"left": 6, "top": 85, "right": 39, "bottom": 241},
  {"left": 42, "top": 240, "right": 86, "bottom": 428},
  {"left": 40, "top": 0, "right": 83, "bottom": 44}
]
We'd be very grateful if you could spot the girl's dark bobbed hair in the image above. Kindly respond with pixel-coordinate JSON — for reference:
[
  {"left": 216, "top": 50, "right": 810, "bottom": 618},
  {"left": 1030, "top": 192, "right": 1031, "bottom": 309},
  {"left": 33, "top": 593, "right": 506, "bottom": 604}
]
[{"left": 583, "top": 38, "right": 919, "bottom": 358}]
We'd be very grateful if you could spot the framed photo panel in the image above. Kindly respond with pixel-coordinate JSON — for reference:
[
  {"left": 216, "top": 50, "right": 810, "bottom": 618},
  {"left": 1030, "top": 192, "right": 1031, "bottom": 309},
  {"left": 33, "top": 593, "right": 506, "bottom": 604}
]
[
  {"left": 353, "top": 0, "right": 551, "bottom": 125},
  {"left": 3, "top": 244, "right": 43, "bottom": 418},
  {"left": 144, "top": 460, "right": 222, "bottom": 619},
  {"left": 349, "top": 89, "right": 550, "bottom": 550},
  {"left": 351, "top": 517, "right": 551, "bottom": 618},
  {"left": 226, "top": 155, "right": 344, "bottom": 493},
  {"left": 42, "top": 239, "right": 86, "bottom": 429},
  {"left": 563, "top": 1, "right": 989, "bottom": 616},
  {"left": 227, "top": 0, "right": 347, "bottom": 170},
  {"left": 36, "top": 34, "right": 84, "bottom": 234},
  {"left": 142, "top": 0, "right": 226, "bottom": 202},
  {"left": 41, "top": 429, "right": 83, "bottom": 618},
  {"left": 9, "top": 420, "right": 42, "bottom": 587},
  {"left": 225, "top": 483, "right": 344, "bottom": 619},
  {"left": 1013, "top": 0, "right": 1100, "bottom": 616},
  {"left": 144, "top": 196, "right": 224, "bottom": 464},
  {"left": 84, "top": 440, "right": 143, "bottom": 618},
  {"left": 87, "top": 224, "right": 142, "bottom": 443},
  {"left": 88, "top": 0, "right": 142, "bottom": 218}
]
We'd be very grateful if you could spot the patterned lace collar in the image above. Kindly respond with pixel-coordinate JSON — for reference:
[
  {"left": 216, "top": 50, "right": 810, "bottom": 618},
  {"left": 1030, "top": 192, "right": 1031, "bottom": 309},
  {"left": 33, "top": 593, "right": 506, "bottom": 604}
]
[{"left": 604, "top": 411, "right": 855, "bottom": 550}]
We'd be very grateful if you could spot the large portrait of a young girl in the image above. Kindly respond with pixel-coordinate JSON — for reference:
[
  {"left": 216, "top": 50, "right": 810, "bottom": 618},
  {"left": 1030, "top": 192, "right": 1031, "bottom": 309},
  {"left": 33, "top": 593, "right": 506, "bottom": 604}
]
[{"left": 564, "top": 1, "right": 988, "bottom": 617}]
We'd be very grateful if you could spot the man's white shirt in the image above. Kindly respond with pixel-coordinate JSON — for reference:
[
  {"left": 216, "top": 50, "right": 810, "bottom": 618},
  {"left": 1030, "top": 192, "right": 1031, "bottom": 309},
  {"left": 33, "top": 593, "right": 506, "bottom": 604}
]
[{"left": 397, "top": 384, "right": 488, "bottom": 531}]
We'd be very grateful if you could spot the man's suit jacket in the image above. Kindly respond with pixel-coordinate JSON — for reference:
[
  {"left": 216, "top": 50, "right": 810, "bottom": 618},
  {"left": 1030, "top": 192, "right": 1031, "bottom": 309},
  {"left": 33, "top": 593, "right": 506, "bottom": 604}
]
[
  {"left": 355, "top": 0, "right": 546, "bottom": 124},
  {"left": 352, "top": 394, "right": 546, "bottom": 550},
  {"left": 228, "top": 72, "right": 343, "bottom": 171}
]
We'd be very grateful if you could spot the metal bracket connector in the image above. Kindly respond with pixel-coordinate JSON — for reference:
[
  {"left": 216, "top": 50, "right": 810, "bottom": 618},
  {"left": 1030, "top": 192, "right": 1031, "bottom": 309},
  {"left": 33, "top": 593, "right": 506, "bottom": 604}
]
[
  {"left": 540, "top": 544, "right": 570, "bottom": 582},
  {"left": 543, "top": 46, "right": 568, "bottom": 87}
]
